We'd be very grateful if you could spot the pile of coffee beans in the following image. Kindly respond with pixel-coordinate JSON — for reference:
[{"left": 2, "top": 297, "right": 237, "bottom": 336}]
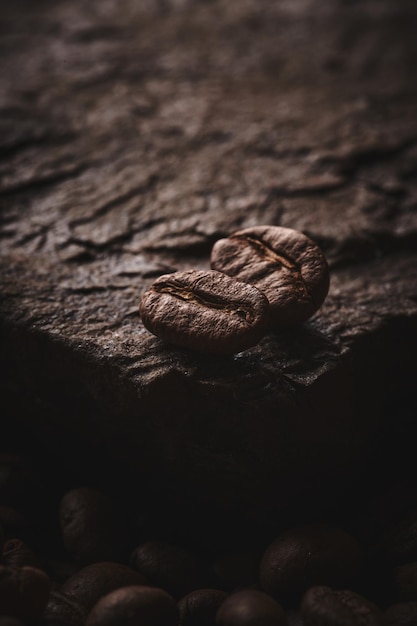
[
  {"left": 139, "top": 226, "right": 330, "bottom": 354},
  {"left": 1, "top": 452, "right": 417, "bottom": 624}
]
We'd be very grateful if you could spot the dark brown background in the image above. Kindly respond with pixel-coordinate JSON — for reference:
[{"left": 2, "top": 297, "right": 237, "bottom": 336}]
[{"left": 1, "top": 0, "right": 417, "bottom": 545}]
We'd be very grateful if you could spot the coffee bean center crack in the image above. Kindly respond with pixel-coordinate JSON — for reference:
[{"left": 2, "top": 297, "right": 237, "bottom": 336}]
[
  {"left": 152, "top": 282, "right": 255, "bottom": 324},
  {"left": 233, "top": 234, "right": 311, "bottom": 300}
]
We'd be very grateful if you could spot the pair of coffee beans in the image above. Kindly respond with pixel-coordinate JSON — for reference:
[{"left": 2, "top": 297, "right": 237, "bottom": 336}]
[{"left": 139, "top": 226, "right": 330, "bottom": 354}]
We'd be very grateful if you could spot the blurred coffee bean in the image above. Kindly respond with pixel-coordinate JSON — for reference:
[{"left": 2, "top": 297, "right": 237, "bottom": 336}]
[
  {"left": 86, "top": 585, "right": 179, "bottom": 626},
  {"left": 213, "top": 550, "right": 262, "bottom": 590},
  {"left": 2, "top": 537, "right": 42, "bottom": 569},
  {"left": 259, "top": 524, "right": 362, "bottom": 604},
  {"left": 61, "top": 561, "right": 147, "bottom": 612},
  {"left": 178, "top": 588, "right": 228, "bottom": 626},
  {"left": 301, "top": 585, "right": 383, "bottom": 625},
  {"left": 385, "top": 601, "right": 417, "bottom": 625},
  {"left": 130, "top": 540, "right": 212, "bottom": 598},
  {"left": 216, "top": 589, "right": 286, "bottom": 626},
  {"left": 42, "top": 590, "right": 87, "bottom": 626},
  {"left": 0, "top": 565, "right": 51, "bottom": 619},
  {"left": 60, "top": 487, "right": 128, "bottom": 564},
  {"left": 393, "top": 562, "right": 417, "bottom": 602}
]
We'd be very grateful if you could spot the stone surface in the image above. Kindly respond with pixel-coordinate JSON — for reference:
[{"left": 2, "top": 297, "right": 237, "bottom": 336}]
[{"left": 1, "top": 0, "right": 417, "bottom": 544}]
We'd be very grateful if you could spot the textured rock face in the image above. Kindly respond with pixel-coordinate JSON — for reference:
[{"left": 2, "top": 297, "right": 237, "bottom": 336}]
[{"left": 1, "top": 0, "right": 417, "bottom": 541}]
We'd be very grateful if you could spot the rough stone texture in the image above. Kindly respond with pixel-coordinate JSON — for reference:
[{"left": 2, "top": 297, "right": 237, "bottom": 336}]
[{"left": 1, "top": 0, "right": 417, "bottom": 543}]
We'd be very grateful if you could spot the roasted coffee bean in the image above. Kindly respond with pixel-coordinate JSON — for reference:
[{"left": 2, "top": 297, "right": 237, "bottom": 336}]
[
  {"left": 60, "top": 487, "right": 127, "bottom": 564},
  {"left": 178, "top": 588, "right": 228, "bottom": 626},
  {"left": 86, "top": 585, "right": 179, "bottom": 626},
  {"left": 300, "top": 586, "right": 383, "bottom": 626},
  {"left": 61, "top": 561, "right": 147, "bottom": 612},
  {"left": 42, "top": 591, "right": 87, "bottom": 626},
  {"left": 385, "top": 601, "right": 417, "bottom": 625},
  {"left": 259, "top": 523, "right": 362, "bottom": 604},
  {"left": 2, "top": 538, "right": 42, "bottom": 569},
  {"left": 139, "top": 270, "right": 269, "bottom": 354},
  {"left": 216, "top": 589, "right": 286, "bottom": 626},
  {"left": 0, "top": 565, "right": 51, "bottom": 619},
  {"left": 211, "top": 226, "right": 330, "bottom": 326},
  {"left": 130, "top": 540, "right": 212, "bottom": 599}
]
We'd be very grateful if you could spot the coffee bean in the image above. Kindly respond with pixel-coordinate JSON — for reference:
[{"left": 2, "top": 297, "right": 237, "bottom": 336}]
[
  {"left": 385, "top": 601, "right": 417, "bottom": 625},
  {"left": 211, "top": 226, "right": 329, "bottom": 326},
  {"left": 61, "top": 561, "right": 147, "bottom": 612},
  {"left": 130, "top": 540, "right": 212, "bottom": 599},
  {"left": 2, "top": 538, "right": 42, "bottom": 569},
  {"left": 86, "top": 585, "right": 179, "bottom": 626},
  {"left": 42, "top": 591, "right": 87, "bottom": 626},
  {"left": 139, "top": 269, "right": 269, "bottom": 354},
  {"left": 216, "top": 589, "right": 286, "bottom": 626},
  {"left": 60, "top": 487, "right": 127, "bottom": 564},
  {"left": 259, "top": 524, "right": 362, "bottom": 604},
  {"left": 0, "top": 565, "right": 51, "bottom": 619},
  {"left": 300, "top": 586, "right": 383, "bottom": 626},
  {"left": 178, "top": 588, "right": 228, "bottom": 626}
]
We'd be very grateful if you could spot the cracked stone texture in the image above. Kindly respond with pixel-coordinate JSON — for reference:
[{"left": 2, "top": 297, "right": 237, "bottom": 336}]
[{"left": 1, "top": 0, "right": 417, "bottom": 542}]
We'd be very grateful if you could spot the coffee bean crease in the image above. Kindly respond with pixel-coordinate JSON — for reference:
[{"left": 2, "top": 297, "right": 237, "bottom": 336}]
[
  {"left": 232, "top": 233, "right": 300, "bottom": 272},
  {"left": 152, "top": 279, "right": 255, "bottom": 324},
  {"left": 139, "top": 270, "right": 269, "bottom": 354}
]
